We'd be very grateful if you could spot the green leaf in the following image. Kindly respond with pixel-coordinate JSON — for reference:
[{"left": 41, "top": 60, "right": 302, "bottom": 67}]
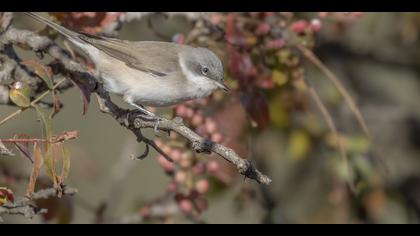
[
  {"left": 59, "top": 146, "right": 71, "bottom": 184},
  {"left": 43, "top": 144, "right": 56, "bottom": 184},
  {"left": 9, "top": 81, "right": 32, "bottom": 108},
  {"left": 33, "top": 105, "right": 53, "bottom": 139}
]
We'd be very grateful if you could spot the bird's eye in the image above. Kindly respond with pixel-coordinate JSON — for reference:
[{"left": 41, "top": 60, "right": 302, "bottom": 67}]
[{"left": 201, "top": 67, "right": 209, "bottom": 75}]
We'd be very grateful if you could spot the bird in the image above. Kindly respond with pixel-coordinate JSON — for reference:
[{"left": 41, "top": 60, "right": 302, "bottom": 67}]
[{"left": 23, "top": 12, "right": 229, "bottom": 118}]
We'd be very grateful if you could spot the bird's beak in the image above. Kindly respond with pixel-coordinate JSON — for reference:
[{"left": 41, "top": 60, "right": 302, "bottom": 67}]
[{"left": 216, "top": 81, "right": 230, "bottom": 93}]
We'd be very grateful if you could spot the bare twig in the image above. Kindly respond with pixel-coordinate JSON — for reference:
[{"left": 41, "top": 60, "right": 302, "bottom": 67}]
[{"left": 297, "top": 44, "right": 371, "bottom": 139}]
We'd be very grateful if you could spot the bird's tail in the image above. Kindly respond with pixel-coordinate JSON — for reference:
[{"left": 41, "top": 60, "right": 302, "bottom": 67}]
[{"left": 24, "top": 12, "right": 83, "bottom": 43}]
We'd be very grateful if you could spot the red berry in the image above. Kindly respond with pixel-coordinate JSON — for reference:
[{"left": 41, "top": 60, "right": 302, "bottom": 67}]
[{"left": 291, "top": 20, "right": 308, "bottom": 34}]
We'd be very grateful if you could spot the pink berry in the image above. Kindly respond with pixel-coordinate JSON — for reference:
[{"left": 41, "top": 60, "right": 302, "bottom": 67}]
[
  {"left": 211, "top": 132, "right": 223, "bottom": 143},
  {"left": 166, "top": 181, "right": 178, "bottom": 193},
  {"left": 175, "top": 105, "right": 188, "bottom": 117},
  {"left": 291, "top": 20, "right": 308, "bottom": 34},
  {"left": 207, "top": 160, "right": 220, "bottom": 174},
  {"left": 179, "top": 199, "right": 193, "bottom": 214},
  {"left": 180, "top": 157, "right": 192, "bottom": 168},
  {"left": 196, "top": 125, "right": 208, "bottom": 136},
  {"left": 185, "top": 108, "right": 194, "bottom": 118},
  {"left": 192, "top": 113, "right": 204, "bottom": 126},
  {"left": 170, "top": 149, "right": 182, "bottom": 162},
  {"left": 310, "top": 19, "right": 322, "bottom": 32},
  {"left": 266, "top": 38, "right": 286, "bottom": 50},
  {"left": 175, "top": 171, "right": 187, "bottom": 183},
  {"left": 157, "top": 155, "right": 174, "bottom": 172},
  {"left": 256, "top": 22, "right": 271, "bottom": 35},
  {"left": 205, "top": 118, "right": 218, "bottom": 134},
  {"left": 192, "top": 162, "right": 206, "bottom": 175},
  {"left": 195, "top": 179, "right": 209, "bottom": 194}
]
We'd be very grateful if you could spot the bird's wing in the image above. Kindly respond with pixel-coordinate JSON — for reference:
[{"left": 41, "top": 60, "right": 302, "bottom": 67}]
[{"left": 78, "top": 33, "right": 183, "bottom": 77}]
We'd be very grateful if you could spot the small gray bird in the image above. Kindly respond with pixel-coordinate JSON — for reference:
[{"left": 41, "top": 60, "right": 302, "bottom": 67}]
[{"left": 24, "top": 12, "right": 228, "bottom": 116}]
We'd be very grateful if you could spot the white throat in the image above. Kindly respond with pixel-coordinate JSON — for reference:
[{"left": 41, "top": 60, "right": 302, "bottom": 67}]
[{"left": 178, "top": 54, "right": 218, "bottom": 97}]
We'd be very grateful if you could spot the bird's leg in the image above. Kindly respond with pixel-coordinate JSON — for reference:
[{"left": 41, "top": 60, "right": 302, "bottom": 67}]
[{"left": 128, "top": 102, "right": 163, "bottom": 137}]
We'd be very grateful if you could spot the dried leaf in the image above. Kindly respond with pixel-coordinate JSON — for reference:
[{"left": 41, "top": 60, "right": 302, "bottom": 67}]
[
  {"left": 0, "top": 187, "right": 14, "bottom": 205},
  {"left": 240, "top": 90, "right": 270, "bottom": 131},
  {"left": 50, "top": 12, "right": 122, "bottom": 34},
  {"left": 9, "top": 81, "right": 32, "bottom": 108},
  {"left": 68, "top": 74, "right": 91, "bottom": 115},
  {"left": 21, "top": 60, "right": 54, "bottom": 89},
  {"left": 43, "top": 145, "right": 57, "bottom": 185},
  {"left": 60, "top": 147, "right": 71, "bottom": 183},
  {"left": 26, "top": 143, "right": 44, "bottom": 198}
]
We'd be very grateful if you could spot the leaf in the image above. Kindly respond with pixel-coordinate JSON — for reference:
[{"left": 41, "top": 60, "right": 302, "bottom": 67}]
[
  {"left": 33, "top": 105, "right": 53, "bottom": 139},
  {"left": 14, "top": 142, "right": 34, "bottom": 163},
  {"left": 68, "top": 74, "right": 91, "bottom": 115},
  {"left": 43, "top": 144, "right": 57, "bottom": 185},
  {"left": 60, "top": 147, "right": 71, "bottom": 184},
  {"left": 22, "top": 60, "right": 54, "bottom": 89},
  {"left": 288, "top": 130, "right": 312, "bottom": 161},
  {"left": 9, "top": 81, "right": 32, "bottom": 108},
  {"left": 272, "top": 69, "right": 288, "bottom": 86},
  {"left": 0, "top": 187, "right": 14, "bottom": 206},
  {"left": 240, "top": 90, "right": 270, "bottom": 131},
  {"left": 26, "top": 142, "right": 44, "bottom": 198}
]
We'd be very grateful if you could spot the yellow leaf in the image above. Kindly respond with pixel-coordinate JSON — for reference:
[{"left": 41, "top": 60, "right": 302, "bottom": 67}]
[
  {"left": 288, "top": 130, "right": 312, "bottom": 161},
  {"left": 26, "top": 142, "right": 44, "bottom": 198},
  {"left": 9, "top": 81, "right": 32, "bottom": 108},
  {"left": 272, "top": 70, "right": 288, "bottom": 86},
  {"left": 43, "top": 145, "right": 57, "bottom": 184},
  {"left": 60, "top": 147, "right": 71, "bottom": 183}
]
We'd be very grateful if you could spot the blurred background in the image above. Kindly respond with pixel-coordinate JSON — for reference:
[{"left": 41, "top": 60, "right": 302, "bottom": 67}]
[{"left": 1, "top": 12, "right": 420, "bottom": 224}]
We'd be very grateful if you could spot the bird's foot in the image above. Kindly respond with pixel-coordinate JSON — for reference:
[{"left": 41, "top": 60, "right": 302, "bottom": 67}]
[{"left": 129, "top": 103, "right": 164, "bottom": 137}]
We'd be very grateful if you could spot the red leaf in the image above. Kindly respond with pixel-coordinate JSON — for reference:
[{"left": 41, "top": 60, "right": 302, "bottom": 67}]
[
  {"left": 240, "top": 90, "right": 270, "bottom": 131},
  {"left": 50, "top": 12, "right": 122, "bottom": 34},
  {"left": 0, "top": 187, "right": 15, "bottom": 204}
]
